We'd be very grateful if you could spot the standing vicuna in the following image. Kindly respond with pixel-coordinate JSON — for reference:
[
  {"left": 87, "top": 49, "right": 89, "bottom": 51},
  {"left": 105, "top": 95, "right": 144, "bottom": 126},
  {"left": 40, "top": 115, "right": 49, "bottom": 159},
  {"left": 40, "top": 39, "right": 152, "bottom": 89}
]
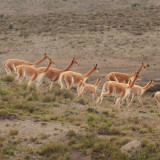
[
  {"left": 59, "top": 64, "right": 100, "bottom": 94},
  {"left": 3, "top": 53, "right": 50, "bottom": 75},
  {"left": 105, "top": 63, "right": 147, "bottom": 84},
  {"left": 38, "top": 58, "right": 79, "bottom": 90},
  {"left": 15, "top": 58, "right": 56, "bottom": 89},
  {"left": 96, "top": 72, "right": 139, "bottom": 109},
  {"left": 154, "top": 92, "right": 160, "bottom": 107},
  {"left": 77, "top": 77, "right": 102, "bottom": 101},
  {"left": 128, "top": 80, "right": 154, "bottom": 107}
]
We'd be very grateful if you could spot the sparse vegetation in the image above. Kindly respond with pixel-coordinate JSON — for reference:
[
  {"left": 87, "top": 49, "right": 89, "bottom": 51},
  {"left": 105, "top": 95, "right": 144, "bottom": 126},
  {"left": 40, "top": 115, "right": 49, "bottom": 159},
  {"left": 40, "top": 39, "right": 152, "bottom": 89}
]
[
  {"left": 0, "top": 0, "right": 160, "bottom": 160},
  {"left": 9, "top": 129, "right": 18, "bottom": 136},
  {"left": 39, "top": 141, "right": 70, "bottom": 160}
]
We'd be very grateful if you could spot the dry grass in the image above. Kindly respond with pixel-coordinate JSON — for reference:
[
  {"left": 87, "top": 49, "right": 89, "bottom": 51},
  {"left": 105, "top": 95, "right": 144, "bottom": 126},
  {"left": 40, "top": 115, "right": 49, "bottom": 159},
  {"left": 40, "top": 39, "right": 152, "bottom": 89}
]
[{"left": 0, "top": 1, "right": 160, "bottom": 159}]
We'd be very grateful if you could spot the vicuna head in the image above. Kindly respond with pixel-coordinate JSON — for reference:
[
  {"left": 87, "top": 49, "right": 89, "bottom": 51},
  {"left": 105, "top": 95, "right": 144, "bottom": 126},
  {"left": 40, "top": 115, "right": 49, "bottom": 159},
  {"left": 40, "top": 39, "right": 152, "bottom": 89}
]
[
  {"left": 48, "top": 57, "right": 56, "bottom": 66},
  {"left": 72, "top": 58, "right": 79, "bottom": 66},
  {"left": 150, "top": 80, "right": 154, "bottom": 86},
  {"left": 94, "top": 64, "right": 100, "bottom": 73},
  {"left": 142, "top": 62, "right": 148, "bottom": 70}
]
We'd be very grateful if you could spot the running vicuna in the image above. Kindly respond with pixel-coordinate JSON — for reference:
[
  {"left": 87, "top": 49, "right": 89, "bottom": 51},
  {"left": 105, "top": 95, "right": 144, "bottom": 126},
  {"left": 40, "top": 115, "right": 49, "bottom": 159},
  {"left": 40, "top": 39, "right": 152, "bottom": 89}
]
[
  {"left": 38, "top": 58, "right": 79, "bottom": 90},
  {"left": 15, "top": 58, "right": 56, "bottom": 89},
  {"left": 3, "top": 53, "right": 49, "bottom": 75},
  {"left": 96, "top": 72, "right": 139, "bottom": 109},
  {"left": 154, "top": 92, "right": 160, "bottom": 107},
  {"left": 128, "top": 80, "right": 154, "bottom": 107},
  {"left": 105, "top": 63, "right": 147, "bottom": 84},
  {"left": 59, "top": 64, "right": 100, "bottom": 94},
  {"left": 77, "top": 77, "right": 102, "bottom": 100}
]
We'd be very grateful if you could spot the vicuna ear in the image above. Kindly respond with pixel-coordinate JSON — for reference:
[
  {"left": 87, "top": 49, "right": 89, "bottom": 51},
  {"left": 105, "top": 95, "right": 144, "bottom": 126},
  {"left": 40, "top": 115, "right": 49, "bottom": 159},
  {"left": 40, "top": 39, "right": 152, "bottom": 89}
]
[
  {"left": 142, "top": 62, "right": 144, "bottom": 65},
  {"left": 44, "top": 53, "right": 47, "bottom": 56},
  {"left": 96, "top": 64, "right": 97, "bottom": 67},
  {"left": 72, "top": 57, "right": 74, "bottom": 60}
]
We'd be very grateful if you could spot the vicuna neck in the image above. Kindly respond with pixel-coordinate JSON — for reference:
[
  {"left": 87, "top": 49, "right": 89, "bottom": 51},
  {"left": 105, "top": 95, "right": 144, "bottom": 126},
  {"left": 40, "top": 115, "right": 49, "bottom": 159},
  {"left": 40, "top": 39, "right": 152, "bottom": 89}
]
[
  {"left": 128, "top": 75, "right": 137, "bottom": 88},
  {"left": 44, "top": 62, "right": 52, "bottom": 72},
  {"left": 33, "top": 56, "right": 47, "bottom": 66},
  {"left": 135, "top": 65, "right": 143, "bottom": 74},
  {"left": 95, "top": 78, "right": 101, "bottom": 86},
  {"left": 83, "top": 67, "right": 96, "bottom": 78},
  {"left": 62, "top": 60, "right": 74, "bottom": 72},
  {"left": 143, "top": 82, "right": 152, "bottom": 91},
  {"left": 129, "top": 74, "right": 136, "bottom": 78}
]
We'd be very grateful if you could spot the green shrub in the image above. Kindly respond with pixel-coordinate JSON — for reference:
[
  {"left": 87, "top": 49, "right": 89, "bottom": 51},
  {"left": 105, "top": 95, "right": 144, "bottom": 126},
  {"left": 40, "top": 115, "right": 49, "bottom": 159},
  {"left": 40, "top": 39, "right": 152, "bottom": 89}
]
[
  {"left": 1, "top": 75, "right": 15, "bottom": 82},
  {"left": 109, "top": 127, "right": 121, "bottom": 135},
  {"left": 42, "top": 95, "right": 54, "bottom": 103},
  {"left": 67, "top": 130, "right": 76, "bottom": 138},
  {"left": 0, "top": 89, "right": 8, "bottom": 96},
  {"left": 0, "top": 109, "right": 8, "bottom": 119},
  {"left": 9, "top": 129, "right": 18, "bottom": 136},
  {"left": 92, "top": 142, "right": 127, "bottom": 160},
  {"left": 3, "top": 148, "right": 14, "bottom": 156},
  {"left": 39, "top": 141, "right": 70, "bottom": 159}
]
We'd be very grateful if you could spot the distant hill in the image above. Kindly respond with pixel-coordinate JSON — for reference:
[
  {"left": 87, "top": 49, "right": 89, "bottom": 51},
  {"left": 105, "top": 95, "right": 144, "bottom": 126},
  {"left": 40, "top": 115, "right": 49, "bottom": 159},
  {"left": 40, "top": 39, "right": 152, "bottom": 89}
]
[{"left": 0, "top": 0, "right": 160, "bottom": 15}]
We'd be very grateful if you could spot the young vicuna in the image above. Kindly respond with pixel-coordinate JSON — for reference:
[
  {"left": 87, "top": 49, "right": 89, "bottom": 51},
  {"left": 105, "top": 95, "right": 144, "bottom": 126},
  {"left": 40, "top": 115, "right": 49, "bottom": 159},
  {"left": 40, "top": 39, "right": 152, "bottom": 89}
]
[
  {"left": 59, "top": 64, "right": 100, "bottom": 94},
  {"left": 105, "top": 63, "right": 147, "bottom": 84},
  {"left": 3, "top": 53, "right": 50, "bottom": 75},
  {"left": 15, "top": 58, "right": 56, "bottom": 89},
  {"left": 77, "top": 77, "right": 102, "bottom": 100},
  {"left": 128, "top": 80, "right": 154, "bottom": 107},
  {"left": 38, "top": 58, "right": 79, "bottom": 90},
  {"left": 154, "top": 92, "right": 160, "bottom": 107},
  {"left": 96, "top": 72, "right": 139, "bottom": 109}
]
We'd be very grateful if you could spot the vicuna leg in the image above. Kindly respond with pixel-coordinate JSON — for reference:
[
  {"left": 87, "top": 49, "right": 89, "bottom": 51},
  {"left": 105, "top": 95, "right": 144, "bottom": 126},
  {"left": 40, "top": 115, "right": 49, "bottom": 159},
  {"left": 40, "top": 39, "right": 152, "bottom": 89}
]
[
  {"left": 5, "top": 62, "right": 15, "bottom": 75},
  {"left": 28, "top": 80, "right": 33, "bottom": 87},
  {"left": 50, "top": 81, "right": 54, "bottom": 90},
  {"left": 114, "top": 98, "right": 121, "bottom": 109},
  {"left": 156, "top": 99, "right": 160, "bottom": 107},
  {"left": 77, "top": 84, "right": 82, "bottom": 94},
  {"left": 96, "top": 92, "right": 112, "bottom": 104},
  {"left": 59, "top": 80, "right": 65, "bottom": 89},
  {"left": 92, "top": 93, "right": 96, "bottom": 102},
  {"left": 137, "top": 96, "right": 143, "bottom": 107},
  {"left": 128, "top": 94, "right": 134, "bottom": 108},
  {"left": 77, "top": 87, "right": 87, "bottom": 98},
  {"left": 16, "top": 70, "right": 25, "bottom": 84}
]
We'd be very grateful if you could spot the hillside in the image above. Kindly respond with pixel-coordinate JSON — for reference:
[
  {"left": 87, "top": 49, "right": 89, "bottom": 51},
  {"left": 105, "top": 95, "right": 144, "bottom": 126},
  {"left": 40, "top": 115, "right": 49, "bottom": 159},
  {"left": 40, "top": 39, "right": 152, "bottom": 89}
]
[
  {"left": 0, "top": 0, "right": 160, "bottom": 15},
  {"left": 0, "top": 1, "right": 160, "bottom": 160}
]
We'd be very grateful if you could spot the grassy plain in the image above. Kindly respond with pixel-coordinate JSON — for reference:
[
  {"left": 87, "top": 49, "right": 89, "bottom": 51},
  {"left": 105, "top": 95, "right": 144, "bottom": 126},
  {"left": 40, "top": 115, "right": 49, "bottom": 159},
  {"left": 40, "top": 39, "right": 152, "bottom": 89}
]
[{"left": 0, "top": 0, "right": 160, "bottom": 159}]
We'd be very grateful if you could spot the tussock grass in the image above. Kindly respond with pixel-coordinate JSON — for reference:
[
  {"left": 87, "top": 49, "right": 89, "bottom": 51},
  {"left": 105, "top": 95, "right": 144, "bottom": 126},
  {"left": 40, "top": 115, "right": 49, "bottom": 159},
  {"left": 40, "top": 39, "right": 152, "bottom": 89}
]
[
  {"left": 39, "top": 141, "right": 70, "bottom": 160},
  {"left": 1, "top": 75, "right": 15, "bottom": 82},
  {"left": 9, "top": 129, "right": 18, "bottom": 136},
  {"left": 0, "top": 77, "right": 160, "bottom": 159}
]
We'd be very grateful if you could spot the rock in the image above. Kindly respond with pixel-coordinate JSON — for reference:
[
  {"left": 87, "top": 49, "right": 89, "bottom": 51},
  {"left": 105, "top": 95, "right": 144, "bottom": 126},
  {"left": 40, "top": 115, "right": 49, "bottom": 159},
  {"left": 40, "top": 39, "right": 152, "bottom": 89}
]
[
  {"left": 77, "top": 99, "right": 85, "bottom": 105},
  {"left": 97, "top": 126, "right": 109, "bottom": 135},
  {"left": 87, "top": 107, "right": 99, "bottom": 114},
  {"left": 0, "top": 113, "right": 19, "bottom": 120},
  {"left": 121, "top": 140, "right": 141, "bottom": 157},
  {"left": 147, "top": 84, "right": 160, "bottom": 92}
]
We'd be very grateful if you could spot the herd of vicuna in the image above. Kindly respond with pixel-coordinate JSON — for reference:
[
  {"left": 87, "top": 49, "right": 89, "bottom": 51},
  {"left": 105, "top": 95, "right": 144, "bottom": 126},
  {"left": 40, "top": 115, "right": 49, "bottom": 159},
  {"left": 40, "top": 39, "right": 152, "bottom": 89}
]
[{"left": 3, "top": 53, "right": 160, "bottom": 109}]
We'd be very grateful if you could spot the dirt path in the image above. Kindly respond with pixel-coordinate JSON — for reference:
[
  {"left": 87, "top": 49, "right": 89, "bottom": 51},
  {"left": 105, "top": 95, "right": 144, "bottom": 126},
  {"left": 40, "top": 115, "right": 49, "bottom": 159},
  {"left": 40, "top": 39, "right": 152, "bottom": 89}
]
[{"left": 0, "top": 119, "right": 82, "bottom": 139}]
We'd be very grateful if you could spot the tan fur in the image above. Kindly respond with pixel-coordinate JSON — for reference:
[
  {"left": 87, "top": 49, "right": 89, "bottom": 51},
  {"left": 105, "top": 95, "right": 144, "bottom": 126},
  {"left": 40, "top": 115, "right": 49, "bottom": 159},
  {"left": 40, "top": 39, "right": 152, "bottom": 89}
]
[
  {"left": 15, "top": 59, "right": 55, "bottom": 89},
  {"left": 3, "top": 53, "right": 51, "bottom": 75},
  {"left": 128, "top": 80, "right": 154, "bottom": 107},
  {"left": 154, "top": 92, "right": 160, "bottom": 107},
  {"left": 97, "top": 73, "right": 139, "bottom": 109},
  {"left": 77, "top": 77, "right": 102, "bottom": 100},
  {"left": 59, "top": 64, "right": 100, "bottom": 94},
  {"left": 105, "top": 63, "right": 147, "bottom": 84},
  {"left": 38, "top": 58, "right": 79, "bottom": 90}
]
